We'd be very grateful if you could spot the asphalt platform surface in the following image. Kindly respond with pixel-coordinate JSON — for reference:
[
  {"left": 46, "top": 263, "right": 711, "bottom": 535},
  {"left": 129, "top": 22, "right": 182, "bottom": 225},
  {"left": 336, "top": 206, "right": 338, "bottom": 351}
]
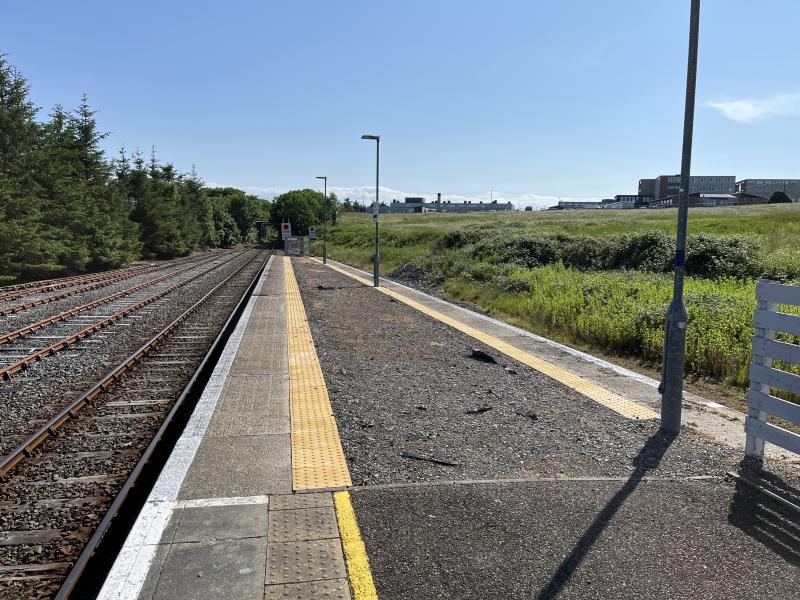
[{"left": 292, "top": 258, "right": 799, "bottom": 599}]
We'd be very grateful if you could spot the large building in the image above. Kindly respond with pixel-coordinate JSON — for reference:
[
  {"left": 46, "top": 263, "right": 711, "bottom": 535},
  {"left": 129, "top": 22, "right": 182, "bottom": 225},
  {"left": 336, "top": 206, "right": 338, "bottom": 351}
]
[
  {"left": 386, "top": 195, "right": 513, "bottom": 213},
  {"left": 639, "top": 175, "right": 735, "bottom": 199},
  {"left": 735, "top": 179, "right": 800, "bottom": 201}
]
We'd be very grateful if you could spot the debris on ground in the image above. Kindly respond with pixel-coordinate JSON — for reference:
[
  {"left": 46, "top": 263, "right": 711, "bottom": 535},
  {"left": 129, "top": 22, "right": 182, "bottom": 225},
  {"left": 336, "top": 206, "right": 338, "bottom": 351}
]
[
  {"left": 400, "top": 452, "right": 460, "bottom": 467},
  {"left": 470, "top": 349, "right": 497, "bottom": 364},
  {"left": 464, "top": 406, "right": 494, "bottom": 415}
]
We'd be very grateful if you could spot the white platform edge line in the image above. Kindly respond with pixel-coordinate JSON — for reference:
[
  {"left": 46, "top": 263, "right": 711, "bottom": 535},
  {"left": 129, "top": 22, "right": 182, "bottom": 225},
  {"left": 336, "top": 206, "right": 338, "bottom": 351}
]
[
  {"left": 97, "top": 255, "right": 274, "bottom": 600},
  {"left": 183, "top": 495, "right": 269, "bottom": 508}
]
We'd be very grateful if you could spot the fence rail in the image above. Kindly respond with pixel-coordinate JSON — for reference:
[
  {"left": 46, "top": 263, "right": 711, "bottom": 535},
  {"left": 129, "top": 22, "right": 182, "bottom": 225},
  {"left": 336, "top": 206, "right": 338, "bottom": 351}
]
[{"left": 745, "top": 279, "right": 800, "bottom": 458}]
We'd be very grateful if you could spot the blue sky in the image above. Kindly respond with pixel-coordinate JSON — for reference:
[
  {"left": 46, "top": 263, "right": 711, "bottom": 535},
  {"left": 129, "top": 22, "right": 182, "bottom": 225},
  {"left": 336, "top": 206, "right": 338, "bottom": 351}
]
[{"left": 3, "top": 1, "right": 799, "bottom": 208}]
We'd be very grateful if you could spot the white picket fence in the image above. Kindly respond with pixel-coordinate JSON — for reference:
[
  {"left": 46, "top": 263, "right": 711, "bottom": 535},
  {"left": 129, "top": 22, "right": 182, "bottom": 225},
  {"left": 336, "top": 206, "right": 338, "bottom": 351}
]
[{"left": 745, "top": 280, "right": 800, "bottom": 458}]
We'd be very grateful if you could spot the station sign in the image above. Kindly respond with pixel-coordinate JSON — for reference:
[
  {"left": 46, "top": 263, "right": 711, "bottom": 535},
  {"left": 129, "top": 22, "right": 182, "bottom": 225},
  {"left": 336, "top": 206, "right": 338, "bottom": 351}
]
[
  {"left": 281, "top": 222, "right": 291, "bottom": 240},
  {"left": 308, "top": 227, "right": 317, "bottom": 240}
]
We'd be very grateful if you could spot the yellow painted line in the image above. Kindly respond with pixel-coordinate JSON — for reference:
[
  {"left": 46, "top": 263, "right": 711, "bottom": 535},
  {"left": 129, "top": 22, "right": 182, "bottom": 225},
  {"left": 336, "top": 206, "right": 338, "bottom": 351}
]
[
  {"left": 285, "top": 257, "right": 352, "bottom": 490},
  {"left": 319, "top": 259, "right": 658, "bottom": 421},
  {"left": 334, "top": 491, "right": 379, "bottom": 600}
]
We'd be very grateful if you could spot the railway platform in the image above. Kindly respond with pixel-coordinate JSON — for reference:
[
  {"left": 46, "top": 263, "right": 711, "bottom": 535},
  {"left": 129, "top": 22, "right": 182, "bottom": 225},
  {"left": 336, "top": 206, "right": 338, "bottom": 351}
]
[{"left": 99, "top": 255, "right": 799, "bottom": 600}]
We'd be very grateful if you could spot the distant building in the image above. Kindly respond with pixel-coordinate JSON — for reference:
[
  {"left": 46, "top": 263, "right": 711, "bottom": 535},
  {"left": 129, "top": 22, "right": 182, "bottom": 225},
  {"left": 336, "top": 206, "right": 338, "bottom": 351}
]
[
  {"left": 603, "top": 194, "right": 653, "bottom": 209},
  {"left": 551, "top": 200, "right": 602, "bottom": 210},
  {"left": 638, "top": 179, "right": 656, "bottom": 197},
  {"left": 649, "top": 192, "right": 768, "bottom": 209},
  {"left": 648, "top": 175, "right": 735, "bottom": 199},
  {"left": 386, "top": 194, "right": 513, "bottom": 213},
  {"left": 735, "top": 179, "right": 800, "bottom": 201}
]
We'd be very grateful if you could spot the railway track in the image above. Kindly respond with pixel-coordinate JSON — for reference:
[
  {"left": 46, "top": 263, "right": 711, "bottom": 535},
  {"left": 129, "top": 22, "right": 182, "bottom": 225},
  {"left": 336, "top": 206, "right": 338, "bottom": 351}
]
[
  {"left": 0, "top": 250, "right": 248, "bottom": 378},
  {"left": 0, "top": 253, "right": 205, "bottom": 303},
  {"left": 0, "top": 248, "right": 270, "bottom": 599},
  {"left": 0, "top": 253, "right": 208, "bottom": 316}
]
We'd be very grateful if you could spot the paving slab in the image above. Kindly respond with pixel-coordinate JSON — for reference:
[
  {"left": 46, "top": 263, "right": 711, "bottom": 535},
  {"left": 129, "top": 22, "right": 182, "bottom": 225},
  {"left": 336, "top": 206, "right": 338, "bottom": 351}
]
[
  {"left": 179, "top": 433, "right": 292, "bottom": 499},
  {"left": 270, "top": 492, "right": 334, "bottom": 511},
  {"left": 264, "top": 579, "right": 351, "bottom": 600},
  {"left": 169, "top": 504, "right": 269, "bottom": 543},
  {"left": 265, "top": 538, "right": 347, "bottom": 585},
  {"left": 267, "top": 506, "right": 339, "bottom": 542},
  {"left": 153, "top": 537, "right": 267, "bottom": 600}
]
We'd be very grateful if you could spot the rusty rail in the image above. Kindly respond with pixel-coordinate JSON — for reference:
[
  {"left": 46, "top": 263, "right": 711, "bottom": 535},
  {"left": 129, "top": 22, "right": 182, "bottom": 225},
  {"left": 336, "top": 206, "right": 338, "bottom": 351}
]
[
  {"left": 0, "top": 250, "right": 245, "bottom": 346},
  {"left": 0, "top": 253, "right": 202, "bottom": 302},
  {"left": 0, "top": 254, "right": 208, "bottom": 316},
  {"left": 53, "top": 249, "right": 270, "bottom": 599},
  {"left": 0, "top": 250, "right": 252, "bottom": 379},
  {"left": 0, "top": 249, "right": 266, "bottom": 479}
]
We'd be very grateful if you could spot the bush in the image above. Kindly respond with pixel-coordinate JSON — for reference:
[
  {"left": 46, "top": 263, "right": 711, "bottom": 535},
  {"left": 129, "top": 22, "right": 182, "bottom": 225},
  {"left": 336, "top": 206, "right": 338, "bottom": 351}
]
[{"left": 685, "top": 234, "right": 762, "bottom": 279}]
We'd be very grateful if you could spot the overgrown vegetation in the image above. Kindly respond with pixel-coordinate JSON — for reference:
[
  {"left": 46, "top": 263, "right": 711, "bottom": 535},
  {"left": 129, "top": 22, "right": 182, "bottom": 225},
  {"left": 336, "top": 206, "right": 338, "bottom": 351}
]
[
  {"left": 321, "top": 207, "right": 800, "bottom": 391},
  {"left": 0, "top": 55, "right": 270, "bottom": 284}
]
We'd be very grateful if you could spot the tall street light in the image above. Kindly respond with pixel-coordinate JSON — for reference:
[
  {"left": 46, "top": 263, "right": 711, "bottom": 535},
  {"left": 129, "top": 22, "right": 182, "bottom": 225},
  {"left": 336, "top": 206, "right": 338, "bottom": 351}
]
[
  {"left": 361, "top": 134, "right": 380, "bottom": 287},
  {"left": 660, "top": 0, "right": 701, "bottom": 435},
  {"left": 316, "top": 175, "right": 328, "bottom": 264}
]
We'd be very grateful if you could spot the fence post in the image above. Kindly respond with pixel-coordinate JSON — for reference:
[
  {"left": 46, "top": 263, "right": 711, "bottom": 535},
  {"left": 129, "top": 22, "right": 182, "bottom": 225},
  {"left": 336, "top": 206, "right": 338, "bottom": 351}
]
[{"left": 745, "top": 286, "right": 777, "bottom": 459}]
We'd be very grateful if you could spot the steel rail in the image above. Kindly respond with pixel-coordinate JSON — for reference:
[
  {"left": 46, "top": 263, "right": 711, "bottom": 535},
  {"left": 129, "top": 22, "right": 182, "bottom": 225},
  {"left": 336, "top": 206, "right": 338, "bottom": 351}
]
[
  {"left": 0, "top": 249, "right": 252, "bottom": 379},
  {"left": 53, "top": 249, "right": 270, "bottom": 599},
  {"left": 0, "top": 249, "right": 245, "bottom": 346},
  {"left": 0, "top": 253, "right": 203, "bottom": 302},
  {"left": 0, "top": 253, "right": 210, "bottom": 315},
  {"left": 0, "top": 249, "right": 267, "bottom": 479}
]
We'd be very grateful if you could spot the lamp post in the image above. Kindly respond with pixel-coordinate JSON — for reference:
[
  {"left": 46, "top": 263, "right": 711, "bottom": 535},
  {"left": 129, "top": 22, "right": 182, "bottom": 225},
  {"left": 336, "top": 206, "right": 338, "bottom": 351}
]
[
  {"left": 660, "top": 0, "right": 701, "bottom": 435},
  {"left": 316, "top": 176, "right": 328, "bottom": 264},
  {"left": 361, "top": 134, "right": 380, "bottom": 287}
]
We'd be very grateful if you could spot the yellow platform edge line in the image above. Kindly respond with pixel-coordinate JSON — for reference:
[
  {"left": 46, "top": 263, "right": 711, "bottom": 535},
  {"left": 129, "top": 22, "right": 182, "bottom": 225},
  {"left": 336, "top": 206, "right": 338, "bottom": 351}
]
[
  {"left": 334, "top": 491, "right": 379, "bottom": 600},
  {"left": 318, "top": 259, "right": 657, "bottom": 421},
  {"left": 285, "top": 257, "right": 352, "bottom": 490}
]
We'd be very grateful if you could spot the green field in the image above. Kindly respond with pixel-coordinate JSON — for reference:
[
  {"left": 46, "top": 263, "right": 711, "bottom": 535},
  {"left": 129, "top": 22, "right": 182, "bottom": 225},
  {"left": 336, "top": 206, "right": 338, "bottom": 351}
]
[{"left": 317, "top": 204, "right": 800, "bottom": 399}]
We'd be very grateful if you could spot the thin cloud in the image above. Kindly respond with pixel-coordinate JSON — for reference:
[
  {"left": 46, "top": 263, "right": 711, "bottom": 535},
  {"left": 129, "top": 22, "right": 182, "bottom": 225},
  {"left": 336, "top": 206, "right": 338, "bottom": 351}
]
[
  {"left": 208, "top": 182, "right": 598, "bottom": 211},
  {"left": 705, "top": 92, "right": 800, "bottom": 123}
]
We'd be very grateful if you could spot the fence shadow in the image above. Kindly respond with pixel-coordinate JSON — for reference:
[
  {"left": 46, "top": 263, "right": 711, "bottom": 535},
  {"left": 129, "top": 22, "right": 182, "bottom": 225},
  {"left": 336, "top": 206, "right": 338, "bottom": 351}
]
[
  {"left": 728, "top": 457, "right": 800, "bottom": 567},
  {"left": 535, "top": 430, "right": 675, "bottom": 600}
]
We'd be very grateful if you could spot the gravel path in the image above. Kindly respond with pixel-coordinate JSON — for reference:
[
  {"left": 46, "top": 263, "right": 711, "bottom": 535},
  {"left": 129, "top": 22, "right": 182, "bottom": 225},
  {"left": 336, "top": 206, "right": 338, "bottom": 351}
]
[{"left": 292, "top": 258, "right": 796, "bottom": 486}]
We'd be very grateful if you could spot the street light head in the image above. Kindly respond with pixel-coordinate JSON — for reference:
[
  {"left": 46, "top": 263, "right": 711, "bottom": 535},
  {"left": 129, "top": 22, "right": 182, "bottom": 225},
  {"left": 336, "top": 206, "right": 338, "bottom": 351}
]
[
  {"left": 361, "top": 134, "right": 380, "bottom": 140},
  {"left": 316, "top": 176, "right": 326, "bottom": 180}
]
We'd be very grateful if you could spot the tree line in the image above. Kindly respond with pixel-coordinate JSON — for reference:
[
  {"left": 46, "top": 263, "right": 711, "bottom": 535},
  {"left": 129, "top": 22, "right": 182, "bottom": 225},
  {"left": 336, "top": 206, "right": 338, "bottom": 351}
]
[{"left": 0, "top": 55, "right": 269, "bottom": 284}]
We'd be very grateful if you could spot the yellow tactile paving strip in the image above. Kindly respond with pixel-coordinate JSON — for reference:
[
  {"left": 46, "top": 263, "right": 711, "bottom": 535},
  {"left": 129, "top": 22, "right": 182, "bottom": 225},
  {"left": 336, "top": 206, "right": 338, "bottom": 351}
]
[
  {"left": 285, "top": 257, "right": 352, "bottom": 490},
  {"left": 320, "top": 260, "right": 658, "bottom": 421}
]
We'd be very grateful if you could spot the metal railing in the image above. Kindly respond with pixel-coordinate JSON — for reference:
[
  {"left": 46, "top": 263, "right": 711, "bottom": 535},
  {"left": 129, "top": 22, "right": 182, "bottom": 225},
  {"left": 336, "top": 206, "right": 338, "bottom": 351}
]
[{"left": 745, "top": 279, "right": 800, "bottom": 458}]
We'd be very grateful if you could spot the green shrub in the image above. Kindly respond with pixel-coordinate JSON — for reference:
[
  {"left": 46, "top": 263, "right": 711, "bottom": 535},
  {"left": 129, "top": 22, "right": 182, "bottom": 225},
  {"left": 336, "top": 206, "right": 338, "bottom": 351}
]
[{"left": 685, "top": 234, "right": 762, "bottom": 279}]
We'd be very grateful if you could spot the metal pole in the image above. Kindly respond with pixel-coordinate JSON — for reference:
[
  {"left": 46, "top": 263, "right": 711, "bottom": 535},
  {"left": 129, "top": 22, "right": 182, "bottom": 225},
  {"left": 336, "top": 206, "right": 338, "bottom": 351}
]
[
  {"left": 660, "top": 0, "right": 701, "bottom": 434},
  {"left": 374, "top": 138, "right": 380, "bottom": 287},
  {"left": 323, "top": 177, "right": 328, "bottom": 264}
]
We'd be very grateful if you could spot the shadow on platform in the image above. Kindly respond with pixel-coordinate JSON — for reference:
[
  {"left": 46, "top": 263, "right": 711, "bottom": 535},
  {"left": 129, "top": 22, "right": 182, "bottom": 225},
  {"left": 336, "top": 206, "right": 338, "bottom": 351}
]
[
  {"left": 728, "top": 457, "right": 800, "bottom": 567},
  {"left": 536, "top": 430, "right": 676, "bottom": 600}
]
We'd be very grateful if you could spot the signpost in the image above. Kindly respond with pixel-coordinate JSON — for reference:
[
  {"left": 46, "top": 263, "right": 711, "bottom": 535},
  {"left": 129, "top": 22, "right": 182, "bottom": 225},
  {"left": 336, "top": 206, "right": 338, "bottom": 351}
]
[
  {"left": 281, "top": 222, "right": 291, "bottom": 241},
  {"left": 308, "top": 227, "right": 317, "bottom": 240}
]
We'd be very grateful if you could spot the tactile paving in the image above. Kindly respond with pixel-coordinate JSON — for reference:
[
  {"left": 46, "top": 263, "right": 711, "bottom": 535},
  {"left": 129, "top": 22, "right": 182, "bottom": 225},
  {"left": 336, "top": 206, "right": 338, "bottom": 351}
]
[
  {"left": 284, "top": 257, "right": 352, "bottom": 490},
  {"left": 266, "top": 538, "right": 347, "bottom": 585},
  {"left": 267, "top": 506, "right": 339, "bottom": 542},
  {"left": 264, "top": 579, "right": 351, "bottom": 600},
  {"left": 322, "top": 260, "right": 659, "bottom": 421},
  {"left": 270, "top": 493, "right": 334, "bottom": 511}
]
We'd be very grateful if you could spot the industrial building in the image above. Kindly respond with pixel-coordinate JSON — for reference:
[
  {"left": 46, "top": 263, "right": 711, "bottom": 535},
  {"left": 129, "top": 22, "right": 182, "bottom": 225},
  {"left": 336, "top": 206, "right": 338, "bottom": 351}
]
[
  {"left": 735, "top": 179, "right": 800, "bottom": 201},
  {"left": 638, "top": 175, "right": 735, "bottom": 200}
]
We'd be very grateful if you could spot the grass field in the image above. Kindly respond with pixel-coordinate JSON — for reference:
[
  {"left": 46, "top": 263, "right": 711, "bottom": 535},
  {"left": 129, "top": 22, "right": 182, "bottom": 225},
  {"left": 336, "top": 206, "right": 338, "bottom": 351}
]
[{"left": 318, "top": 204, "right": 800, "bottom": 400}]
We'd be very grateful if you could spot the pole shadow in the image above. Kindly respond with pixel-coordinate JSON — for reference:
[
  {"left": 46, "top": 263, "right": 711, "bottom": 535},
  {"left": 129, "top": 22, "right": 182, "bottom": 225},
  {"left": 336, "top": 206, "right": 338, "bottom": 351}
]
[
  {"left": 728, "top": 457, "right": 800, "bottom": 567},
  {"left": 536, "top": 430, "right": 676, "bottom": 600}
]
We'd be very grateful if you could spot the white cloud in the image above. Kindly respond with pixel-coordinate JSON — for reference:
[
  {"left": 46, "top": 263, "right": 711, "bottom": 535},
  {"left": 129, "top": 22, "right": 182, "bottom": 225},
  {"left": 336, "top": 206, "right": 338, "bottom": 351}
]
[
  {"left": 206, "top": 182, "right": 599, "bottom": 211},
  {"left": 705, "top": 92, "right": 800, "bottom": 123}
]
